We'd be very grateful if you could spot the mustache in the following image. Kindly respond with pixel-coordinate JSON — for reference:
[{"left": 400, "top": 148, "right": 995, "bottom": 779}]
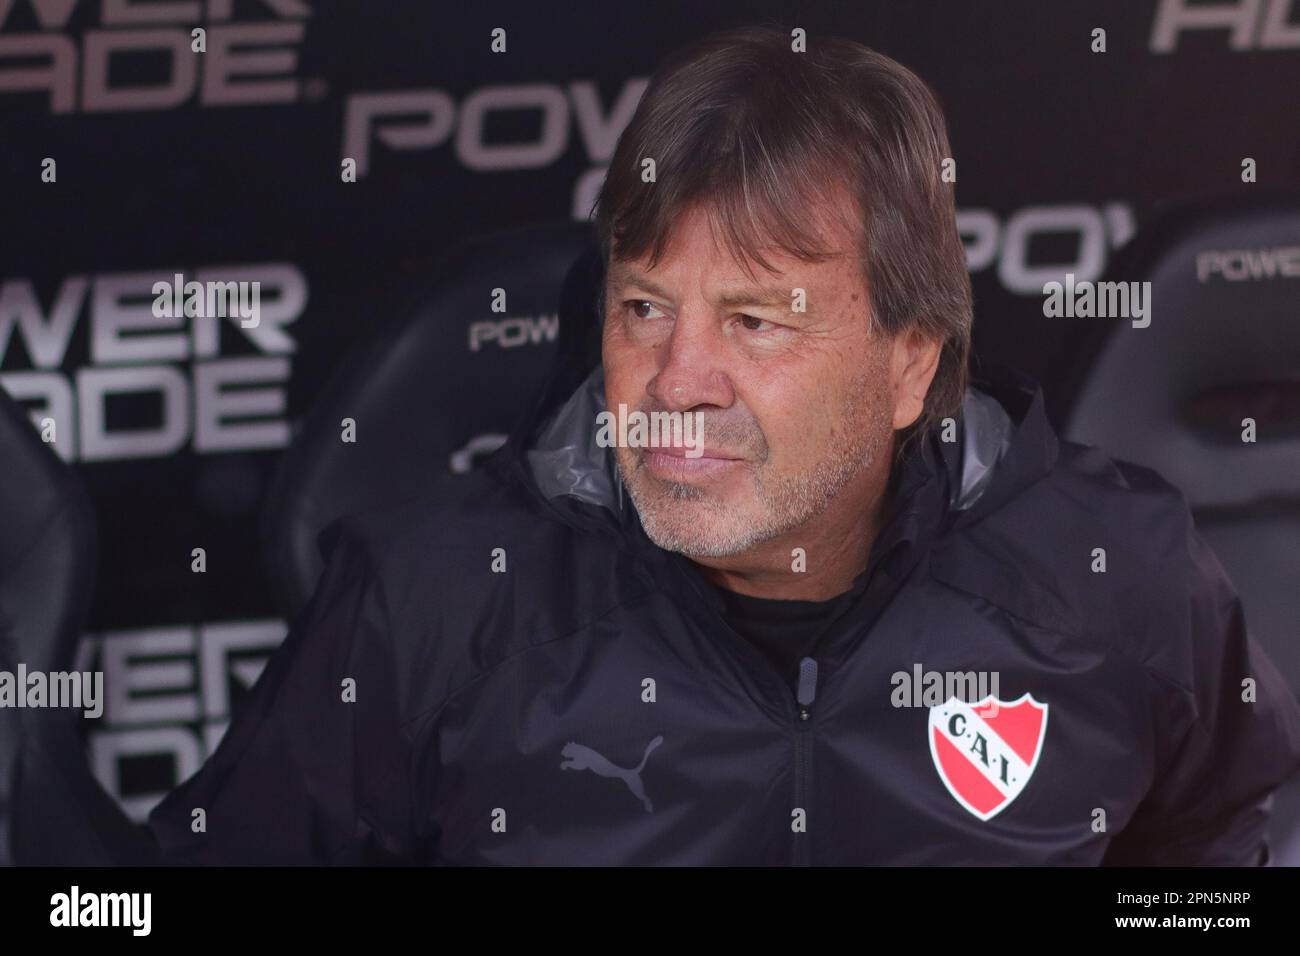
[{"left": 629, "top": 407, "right": 766, "bottom": 458}]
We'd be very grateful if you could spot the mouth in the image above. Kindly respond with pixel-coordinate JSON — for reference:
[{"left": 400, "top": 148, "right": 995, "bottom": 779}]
[{"left": 641, "top": 447, "right": 743, "bottom": 480}]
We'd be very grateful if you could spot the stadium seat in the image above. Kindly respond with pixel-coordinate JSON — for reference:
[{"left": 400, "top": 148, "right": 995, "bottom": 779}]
[
  {"left": 0, "top": 384, "right": 133, "bottom": 865},
  {"left": 1058, "top": 195, "right": 1300, "bottom": 865},
  {"left": 261, "top": 220, "right": 599, "bottom": 619}
]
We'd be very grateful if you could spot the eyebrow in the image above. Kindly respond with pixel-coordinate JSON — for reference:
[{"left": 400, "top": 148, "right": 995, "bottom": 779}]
[{"left": 608, "top": 264, "right": 797, "bottom": 311}]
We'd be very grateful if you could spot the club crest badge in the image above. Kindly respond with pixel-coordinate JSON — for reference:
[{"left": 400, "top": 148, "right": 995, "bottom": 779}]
[{"left": 928, "top": 693, "right": 1048, "bottom": 821}]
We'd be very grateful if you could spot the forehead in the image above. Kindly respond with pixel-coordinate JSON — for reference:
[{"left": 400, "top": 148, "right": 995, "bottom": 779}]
[{"left": 608, "top": 202, "right": 862, "bottom": 298}]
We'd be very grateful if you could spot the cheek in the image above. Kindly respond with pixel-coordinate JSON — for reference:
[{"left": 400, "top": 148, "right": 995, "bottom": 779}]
[
  {"left": 751, "top": 352, "right": 886, "bottom": 462},
  {"left": 743, "top": 373, "right": 831, "bottom": 460},
  {"left": 602, "top": 335, "right": 652, "bottom": 404}
]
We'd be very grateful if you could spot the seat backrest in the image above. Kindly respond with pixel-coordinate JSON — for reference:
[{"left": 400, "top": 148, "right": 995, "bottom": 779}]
[
  {"left": 0, "top": 384, "right": 98, "bottom": 865},
  {"left": 1060, "top": 196, "right": 1300, "bottom": 697},
  {"left": 1059, "top": 195, "right": 1300, "bottom": 865},
  {"left": 261, "top": 221, "right": 598, "bottom": 618},
  {"left": 0, "top": 386, "right": 97, "bottom": 674}
]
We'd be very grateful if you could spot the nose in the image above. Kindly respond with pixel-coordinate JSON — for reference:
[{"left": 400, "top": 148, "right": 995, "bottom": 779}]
[{"left": 646, "top": 314, "right": 735, "bottom": 413}]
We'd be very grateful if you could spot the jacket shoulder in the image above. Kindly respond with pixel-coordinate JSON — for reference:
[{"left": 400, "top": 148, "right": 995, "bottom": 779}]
[
  {"left": 933, "top": 438, "right": 1234, "bottom": 686},
  {"left": 321, "top": 469, "right": 650, "bottom": 727}
]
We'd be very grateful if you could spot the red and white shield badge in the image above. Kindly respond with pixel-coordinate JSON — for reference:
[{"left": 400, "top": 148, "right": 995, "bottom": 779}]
[{"left": 928, "top": 694, "right": 1048, "bottom": 821}]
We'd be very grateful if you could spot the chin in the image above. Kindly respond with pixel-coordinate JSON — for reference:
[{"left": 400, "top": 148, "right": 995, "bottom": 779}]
[{"left": 637, "top": 503, "right": 764, "bottom": 558}]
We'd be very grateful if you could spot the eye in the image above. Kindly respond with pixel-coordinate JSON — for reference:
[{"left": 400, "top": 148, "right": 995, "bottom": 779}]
[
  {"left": 735, "top": 314, "right": 778, "bottom": 334},
  {"left": 624, "top": 299, "right": 666, "bottom": 320}
]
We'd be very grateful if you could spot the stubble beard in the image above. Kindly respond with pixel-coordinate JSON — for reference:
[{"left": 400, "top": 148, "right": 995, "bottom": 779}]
[{"left": 617, "top": 364, "right": 895, "bottom": 558}]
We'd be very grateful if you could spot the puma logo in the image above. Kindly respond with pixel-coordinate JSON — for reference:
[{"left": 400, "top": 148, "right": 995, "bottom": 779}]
[{"left": 559, "top": 735, "right": 663, "bottom": 813}]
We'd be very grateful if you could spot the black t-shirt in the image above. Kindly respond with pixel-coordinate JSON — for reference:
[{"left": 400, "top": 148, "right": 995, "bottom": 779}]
[{"left": 707, "top": 576, "right": 866, "bottom": 682}]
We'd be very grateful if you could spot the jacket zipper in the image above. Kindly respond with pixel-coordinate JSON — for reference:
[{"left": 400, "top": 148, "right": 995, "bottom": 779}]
[
  {"left": 793, "top": 656, "right": 818, "bottom": 866},
  {"left": 659, "top": 552, "right": 836, "bottom": 865}
]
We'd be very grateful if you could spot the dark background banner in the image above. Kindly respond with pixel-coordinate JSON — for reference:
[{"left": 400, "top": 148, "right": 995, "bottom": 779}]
[{"left": 2, "top": 0, "right": 1296, "bottom": 819}]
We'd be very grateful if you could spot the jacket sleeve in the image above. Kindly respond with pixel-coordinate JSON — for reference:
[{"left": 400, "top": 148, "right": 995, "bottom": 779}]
[
  {"left": 146, "top": 517, "right": 416, "bottom": 865},
  {"left": 1103, "top": 520, "right": 1300, "bottom": 866}
]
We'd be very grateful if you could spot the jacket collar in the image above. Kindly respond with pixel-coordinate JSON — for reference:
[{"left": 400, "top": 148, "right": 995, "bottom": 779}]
[{"left": 482, "top": 356, "right": 1060, "bottom": 688}]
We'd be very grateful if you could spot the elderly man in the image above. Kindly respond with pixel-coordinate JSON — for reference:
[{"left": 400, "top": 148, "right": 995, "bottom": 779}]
[{"left": 138, "top": 25, "right": 1299, "bottom": 866}]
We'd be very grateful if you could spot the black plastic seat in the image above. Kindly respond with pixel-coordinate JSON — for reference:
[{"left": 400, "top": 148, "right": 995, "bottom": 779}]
[
  {"left": 1059, "top": 195, "right": 1300, "bottom": 864},
  {"left": 261, "top": 221, "right": 599, "bottom": 619}
]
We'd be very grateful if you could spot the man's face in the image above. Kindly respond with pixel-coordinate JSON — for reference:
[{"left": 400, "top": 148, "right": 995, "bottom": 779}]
[{"left": 602, "top": 203, "right": 917, "bottom": 560}]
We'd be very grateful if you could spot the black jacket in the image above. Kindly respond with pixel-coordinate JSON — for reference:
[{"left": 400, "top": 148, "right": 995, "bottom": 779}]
[{"left": 145, "top": 360, "right": 1300, "bottom": 865}]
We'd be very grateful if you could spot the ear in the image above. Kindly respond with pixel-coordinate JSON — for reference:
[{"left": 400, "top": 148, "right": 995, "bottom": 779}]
[{"left": 889, "top": 328, "right": 943, "bottom": 430}]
